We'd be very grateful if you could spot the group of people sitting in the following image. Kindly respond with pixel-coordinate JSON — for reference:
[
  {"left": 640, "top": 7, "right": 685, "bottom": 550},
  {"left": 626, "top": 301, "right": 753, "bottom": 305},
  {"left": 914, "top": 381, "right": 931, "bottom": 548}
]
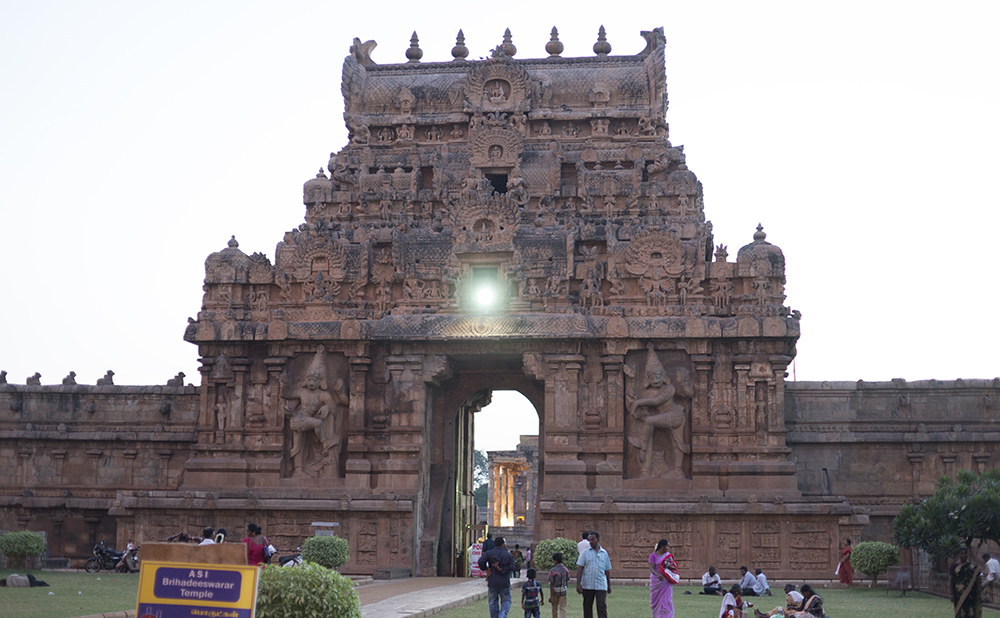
[
  {"left": 700, "top": 565, "right": 771, "bottom": 597},
  {"left": 701, "top": 565, "right": 824, "bottom": 618}
]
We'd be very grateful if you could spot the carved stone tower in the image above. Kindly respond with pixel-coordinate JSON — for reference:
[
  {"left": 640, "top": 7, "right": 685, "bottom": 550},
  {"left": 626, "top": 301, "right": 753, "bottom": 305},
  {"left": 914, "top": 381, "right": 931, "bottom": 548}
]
[{"left": 175, "top": 27, "right": 852, "bottom": 578}]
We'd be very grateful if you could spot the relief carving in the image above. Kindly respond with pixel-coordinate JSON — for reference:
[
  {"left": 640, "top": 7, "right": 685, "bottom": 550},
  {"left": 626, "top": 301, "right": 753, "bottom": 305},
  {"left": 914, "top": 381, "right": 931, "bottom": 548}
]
[
  {"left": 280, "top": 346, "right": 349, "bottom": 477},
  {"left": 626, "top": 346, "right": 692, "bottom": 478}
]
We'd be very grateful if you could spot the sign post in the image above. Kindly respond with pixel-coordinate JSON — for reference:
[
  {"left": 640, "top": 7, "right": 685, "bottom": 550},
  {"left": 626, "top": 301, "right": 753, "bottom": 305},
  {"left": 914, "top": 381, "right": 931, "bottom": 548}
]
[{"left": 136, "top": 560, "right": 260, "bottom": 618}]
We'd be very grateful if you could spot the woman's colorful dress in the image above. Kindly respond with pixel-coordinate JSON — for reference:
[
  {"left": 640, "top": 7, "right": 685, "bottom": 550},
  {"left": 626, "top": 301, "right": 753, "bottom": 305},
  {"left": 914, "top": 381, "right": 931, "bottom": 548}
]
[
  {"left": 950, "top": 560, "right": 982, "bottom": 618},
  {"left": 649, "top": 551, "right": 675, "bottom": 618},
  {"left": 838, "top": 544, "right": 854, "bottom": 584},
  {"left": 244, "top": 536, "right": 267, "bottom": 566}
]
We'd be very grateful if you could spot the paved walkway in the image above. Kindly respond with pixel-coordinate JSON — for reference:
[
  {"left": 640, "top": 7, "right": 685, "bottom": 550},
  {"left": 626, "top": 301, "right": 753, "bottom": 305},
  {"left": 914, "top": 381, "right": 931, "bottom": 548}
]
[{"left": 360, "top": 577, "right": 523, "bottom": 618}]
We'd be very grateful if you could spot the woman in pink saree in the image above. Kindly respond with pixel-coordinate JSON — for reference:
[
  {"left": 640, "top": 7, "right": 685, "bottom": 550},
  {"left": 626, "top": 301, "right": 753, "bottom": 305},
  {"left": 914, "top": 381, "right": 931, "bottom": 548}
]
[{"left": 649, "top": 539, "right": 678, "bottom": 618}]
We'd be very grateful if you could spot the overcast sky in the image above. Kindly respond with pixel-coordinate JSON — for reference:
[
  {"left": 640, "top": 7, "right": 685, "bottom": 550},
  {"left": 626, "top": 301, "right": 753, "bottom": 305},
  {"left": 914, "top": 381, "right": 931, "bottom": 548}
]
[{"left": 2, "top": 2, "right": 998, "bottom": 451}]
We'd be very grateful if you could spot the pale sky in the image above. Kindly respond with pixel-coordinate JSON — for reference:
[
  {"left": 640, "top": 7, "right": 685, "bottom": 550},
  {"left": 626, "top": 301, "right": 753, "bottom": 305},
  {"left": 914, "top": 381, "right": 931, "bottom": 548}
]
[{"left": 2, "top": 2, "right": 998, "bottom": 451}]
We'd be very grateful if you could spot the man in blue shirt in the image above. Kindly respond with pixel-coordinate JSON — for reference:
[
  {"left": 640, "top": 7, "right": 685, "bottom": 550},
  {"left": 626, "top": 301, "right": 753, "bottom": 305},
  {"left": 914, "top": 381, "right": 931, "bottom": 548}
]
[
  {"left": 575, "top": 532, "right": 612, "bottom": 618},
  {"left": 479, "top": 535, "right": 515, "bottom": 618}
]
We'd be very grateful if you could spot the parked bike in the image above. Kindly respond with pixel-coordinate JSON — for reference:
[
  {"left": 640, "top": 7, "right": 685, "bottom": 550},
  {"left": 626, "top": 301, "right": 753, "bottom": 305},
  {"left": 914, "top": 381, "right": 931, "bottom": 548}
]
[
  {"left": 278, "top": 547, "right": 302, "bottom": 567},
  {"left": 85, "top": 540, "right": 124, "bottom": 573},
  {"left": 115, "top": 540, "right": 140, "bottom": 573}
]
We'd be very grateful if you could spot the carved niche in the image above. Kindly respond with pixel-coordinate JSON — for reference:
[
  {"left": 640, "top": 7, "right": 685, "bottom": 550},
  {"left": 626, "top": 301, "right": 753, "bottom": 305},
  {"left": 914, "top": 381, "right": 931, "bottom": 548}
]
[
  {"left": 464, "top": 53, "right": 531, "bottom": 112},
  {"left": 279, "top": 345, "right": 350, "bottom": 479},
  {"left": 624, "top": 346, "right": 693, "bottom": 479},
  {"left": 623, "top": 227, "right": 690, "bottom": 278},
  {"left": 453, "top": 190, "right": 519, "bottom": 252}
]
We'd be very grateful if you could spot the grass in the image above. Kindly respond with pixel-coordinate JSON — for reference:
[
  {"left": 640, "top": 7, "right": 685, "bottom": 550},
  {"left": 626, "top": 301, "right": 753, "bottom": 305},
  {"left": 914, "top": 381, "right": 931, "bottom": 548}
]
[
  {"left": 2, "top": 572, "right": 999, "bottom": 618},
  {"left": 435, "top": 583, "right": 1000, "bottom": 618},
  {"left": 0, "top": 568, "right": 140, "bottom": 618}
]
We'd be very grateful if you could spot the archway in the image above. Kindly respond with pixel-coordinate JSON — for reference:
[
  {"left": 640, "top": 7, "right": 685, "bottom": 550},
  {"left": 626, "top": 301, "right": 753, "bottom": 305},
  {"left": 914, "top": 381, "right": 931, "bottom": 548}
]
[{"left": 426, "top": 355, "right": 543, "bottom": 576}]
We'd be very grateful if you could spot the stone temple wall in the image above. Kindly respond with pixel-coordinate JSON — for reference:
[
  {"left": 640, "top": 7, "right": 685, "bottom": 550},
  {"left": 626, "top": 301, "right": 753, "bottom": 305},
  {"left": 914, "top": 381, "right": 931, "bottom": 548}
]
[
  {"left": 785, "top": 378, "right": 1000, "bottom": 543},
  {"left": 0, "top": 384, "right": 199, "bottom": 559}
]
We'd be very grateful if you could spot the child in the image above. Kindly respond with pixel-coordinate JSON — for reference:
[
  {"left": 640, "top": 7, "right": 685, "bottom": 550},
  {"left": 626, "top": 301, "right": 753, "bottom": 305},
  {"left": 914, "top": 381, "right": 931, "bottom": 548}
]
[
  {"left": 522, "top": 568, "right": 544, "bottom": 618},
  {"left": 548, "top": 552, "right": 570, "bottom": 618}
]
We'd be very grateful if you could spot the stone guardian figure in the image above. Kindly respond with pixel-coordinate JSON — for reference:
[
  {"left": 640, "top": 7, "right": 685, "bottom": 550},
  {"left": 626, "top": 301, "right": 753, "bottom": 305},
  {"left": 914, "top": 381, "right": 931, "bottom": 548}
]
[
  {"left": 629, "top": 346, "right": 691, "bottom": 478},
  {"left": 280, "top": 345, "right": 349, "bottom": 476}
]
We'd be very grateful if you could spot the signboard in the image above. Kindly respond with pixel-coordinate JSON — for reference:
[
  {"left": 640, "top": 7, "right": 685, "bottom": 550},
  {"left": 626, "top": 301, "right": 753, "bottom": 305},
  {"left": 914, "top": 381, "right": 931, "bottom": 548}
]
[
  {"left": 469, "top": 543, "right": 484, "bottom": 577},
  {"left": 136, "top": 561, "right": 260, "bottom": 618}
]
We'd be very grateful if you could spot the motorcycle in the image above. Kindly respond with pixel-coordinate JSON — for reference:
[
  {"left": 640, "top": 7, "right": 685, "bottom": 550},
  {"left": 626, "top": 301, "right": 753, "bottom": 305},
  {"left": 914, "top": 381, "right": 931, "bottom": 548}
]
[
  {"left": 85, "top": 540, "right": 123, "bottom": 573},
  {"left": 115, "top": 540, "right": 140, "bottom": 573},
  {"left": 278, "top": 547, "right": 302, "bottom": 567}
]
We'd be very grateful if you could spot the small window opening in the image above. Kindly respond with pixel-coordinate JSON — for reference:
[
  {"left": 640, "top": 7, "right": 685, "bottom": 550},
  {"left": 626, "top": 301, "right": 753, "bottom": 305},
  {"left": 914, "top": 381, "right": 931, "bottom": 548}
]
[{"left": 486, "top": 174, "right": 508, "bottom": 194}]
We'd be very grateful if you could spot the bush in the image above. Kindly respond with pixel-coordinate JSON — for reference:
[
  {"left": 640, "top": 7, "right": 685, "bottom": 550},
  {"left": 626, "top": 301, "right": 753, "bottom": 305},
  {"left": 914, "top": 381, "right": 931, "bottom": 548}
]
[
  {"left": 0, "top": 530, "right": 46, "bottom": 568},
  {"left": 257, "top": 561, "right": 360, "bottom": 618},
  {"left": 533, "top": 537, "right": 579, "bottom": 572},
  {"left": 850, "top": 541, "right": 900, "bottom": 587},
  {"left": 301, "top": 535, "right": 349, "bottom": 569}
]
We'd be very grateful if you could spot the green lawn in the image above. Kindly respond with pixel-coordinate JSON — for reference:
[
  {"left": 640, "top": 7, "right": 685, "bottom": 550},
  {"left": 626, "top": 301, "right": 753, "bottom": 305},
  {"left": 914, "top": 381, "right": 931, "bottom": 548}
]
[
  {"left": 0, "top": 569, "right": 140, "bottom": 618},
  {"left": 436, "top": 584, "right": 1000, "bottom": 618},
  {"left": 2, "top": 572, "right": 999, "bottom": 618}
]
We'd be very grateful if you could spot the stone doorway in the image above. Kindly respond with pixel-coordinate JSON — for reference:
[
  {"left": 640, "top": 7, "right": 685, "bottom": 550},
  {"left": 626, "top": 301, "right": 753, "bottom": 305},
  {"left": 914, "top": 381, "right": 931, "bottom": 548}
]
[{"left": 427, "top": 355, "right": 543, "bottom": 576}]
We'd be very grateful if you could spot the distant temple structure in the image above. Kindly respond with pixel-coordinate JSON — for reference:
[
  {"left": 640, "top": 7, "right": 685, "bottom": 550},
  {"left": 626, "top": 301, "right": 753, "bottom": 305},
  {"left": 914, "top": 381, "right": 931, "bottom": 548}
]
[{"left": 1, "top": 27, "right": 997, "bottom": 579}]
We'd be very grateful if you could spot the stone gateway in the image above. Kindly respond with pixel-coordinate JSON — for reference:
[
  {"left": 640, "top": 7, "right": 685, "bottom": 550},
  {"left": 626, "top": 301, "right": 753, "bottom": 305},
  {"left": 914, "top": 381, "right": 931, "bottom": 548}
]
[{"left": 1, "top": 27, "right": 997, "bottom": 579}]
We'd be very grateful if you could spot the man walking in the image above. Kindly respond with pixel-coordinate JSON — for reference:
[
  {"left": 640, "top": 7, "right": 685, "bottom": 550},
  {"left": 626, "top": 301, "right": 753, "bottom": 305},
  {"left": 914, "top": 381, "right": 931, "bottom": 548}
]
[
  {"left": 479, "top": 535, "right": 515, "bottom": 618},
  {"left": 576, "top": 532, "right": 612, "bottom": 618}
]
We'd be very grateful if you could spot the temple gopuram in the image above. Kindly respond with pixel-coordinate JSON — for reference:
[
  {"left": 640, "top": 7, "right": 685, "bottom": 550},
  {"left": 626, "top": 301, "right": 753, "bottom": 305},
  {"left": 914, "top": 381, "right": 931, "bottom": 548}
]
[{"left": 1, "top": 27, "right": 998, "bottom": 580}]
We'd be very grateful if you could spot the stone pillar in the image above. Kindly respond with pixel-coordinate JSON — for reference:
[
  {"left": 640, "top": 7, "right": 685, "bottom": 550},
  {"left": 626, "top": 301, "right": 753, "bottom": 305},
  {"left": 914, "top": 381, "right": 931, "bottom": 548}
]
[
  {"left": 692, "top": 355, "right": 713, "bottom": 433},
  {"left": 345, "top": 355, "right": 372, "bottom": 489},
  {"left": 940, "top": 452, "right": 957, "bottom": 479},
  {"left": 526, "top": 352, "right": 588, "bottom": 491},
  {"left": 601, "top": 355, "right": 624, "bottom": 430},
  {"left": 907, "top": 451, "right": 925, "bottom": 500},
  {"left": 733, "top": 358, "right": 751, "bottom": 433},
  {"left": 230, "top": 358, "right": 250, "bottom": 443},
  {"left": 972, "top": 452, "right": 991, "bottom": 474},
  {"left": 264, "top": 357, "right": 287, "bottom": 433}
]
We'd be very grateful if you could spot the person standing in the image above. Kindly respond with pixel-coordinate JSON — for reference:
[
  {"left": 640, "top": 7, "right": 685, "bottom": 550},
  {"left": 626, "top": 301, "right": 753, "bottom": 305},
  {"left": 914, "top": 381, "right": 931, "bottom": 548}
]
[
  {"left": 198, "top": 527, "right": 216, "bottom": 545},
  {"left": 578, "top": 532, "right": 591, "bottom": 557},
  {"left": 512, "top": 544, "right": 525, "bottom": 578},
  {"left": 521, "top": 568, "right": 544, "bottom": 618},
  {"left": 838, "top": 538, "right": 854, "bottom": 585},
  {"left": 982, "top": 552, "right": 1000, "bottom": 587},
  {"left": 950, "top": 547, "right": 981, "bottom": 618},
  {"left": 648, "top": 539, "right": 677, "bottom": 618},
  {"left": 548, "top": 552, "right": 570, "bottom": 618},
  {"left": 479, "top": 536, "right": 515, "bottom": 618},
  {"left": 483, "top": 532, "right": 496, "bottom": 553},
  {"left": 243, "top": 523, "right": 269, "bottom": 566},
  {"left": 576, "top": 532, "right": 612, "bottom": 618}
]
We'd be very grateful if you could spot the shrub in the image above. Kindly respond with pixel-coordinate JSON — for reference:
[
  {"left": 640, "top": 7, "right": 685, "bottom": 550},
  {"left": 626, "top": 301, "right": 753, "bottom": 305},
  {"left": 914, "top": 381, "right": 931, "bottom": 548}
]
[
  {"left": 533, "top": 537, "right": 579, "bottom": 572},
  {"left": 301, "top": 535, "right": 349, "bottom": 569},
  {"left": 850, "top": 541, "right": 900, "bottom": 587},
  {"left": 0, "top": 530, "right": 46, "bottom": 568},
  {"left": 257, "top": 561, "right": 360, "bottom": 618}
]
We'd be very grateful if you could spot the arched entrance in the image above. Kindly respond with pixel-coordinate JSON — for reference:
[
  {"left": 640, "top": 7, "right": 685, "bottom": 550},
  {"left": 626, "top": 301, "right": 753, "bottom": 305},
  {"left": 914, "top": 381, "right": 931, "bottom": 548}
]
[{"left": 426, "top": 354, "right": 543, "bottom": 576}]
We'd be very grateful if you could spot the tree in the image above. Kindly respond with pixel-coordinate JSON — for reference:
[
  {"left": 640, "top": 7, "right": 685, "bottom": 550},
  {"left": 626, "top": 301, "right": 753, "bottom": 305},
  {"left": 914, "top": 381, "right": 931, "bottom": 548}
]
[
  {"left": 850, "top": 541, "right": 899, "bottom": 587},
  {"left": 473, "top": 449, "right": 489, "bottom": 508},
  {"left": 0, "top": 530, "right": 46, "bottom": 569},
  {"left": 893, "top": 468, "right": 1000, "bottom": 562}
]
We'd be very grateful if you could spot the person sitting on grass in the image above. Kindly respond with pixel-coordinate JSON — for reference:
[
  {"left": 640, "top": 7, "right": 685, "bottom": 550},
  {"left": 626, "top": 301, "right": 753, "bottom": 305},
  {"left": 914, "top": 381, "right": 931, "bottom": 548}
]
[
  {"left": 522, "top": 568, "right": 544, "bottom": 618},
  {"left": 755, "top": 584, "right": 802, "bottom": 617},
  {"left": 790, "top": 585, "right": 823, "bottom": 618},
  {"left": 720, "top": 583, "right": 753, "bottom": 618},
  {"left": 702, "top": 565, "right": 722, "bottom": 595}
]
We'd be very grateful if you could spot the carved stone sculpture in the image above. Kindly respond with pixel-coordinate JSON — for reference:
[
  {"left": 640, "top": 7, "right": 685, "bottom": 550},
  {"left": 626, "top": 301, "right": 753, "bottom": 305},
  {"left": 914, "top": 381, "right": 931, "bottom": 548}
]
[
  {"left": 62, "top": 372, "right": 77, "bottom": 386},
  {"left": 96, "top": 370, "right": 115, "bottom": 386},
  {"left": 280, "top": 345, "right": 348, "bottom": 477},
  {"left": 26, "top": 372, "right": 41, "bottom": 385},
  {"left": 628, "top": 346, "right": 691, "bottom": 478}
]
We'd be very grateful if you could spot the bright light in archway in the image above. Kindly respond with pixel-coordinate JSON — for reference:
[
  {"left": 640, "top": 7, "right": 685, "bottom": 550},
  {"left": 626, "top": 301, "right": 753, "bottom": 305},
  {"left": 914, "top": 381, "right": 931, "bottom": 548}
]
[{"left": 476, "top": 286, "right": 495, "bottom": 308}]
